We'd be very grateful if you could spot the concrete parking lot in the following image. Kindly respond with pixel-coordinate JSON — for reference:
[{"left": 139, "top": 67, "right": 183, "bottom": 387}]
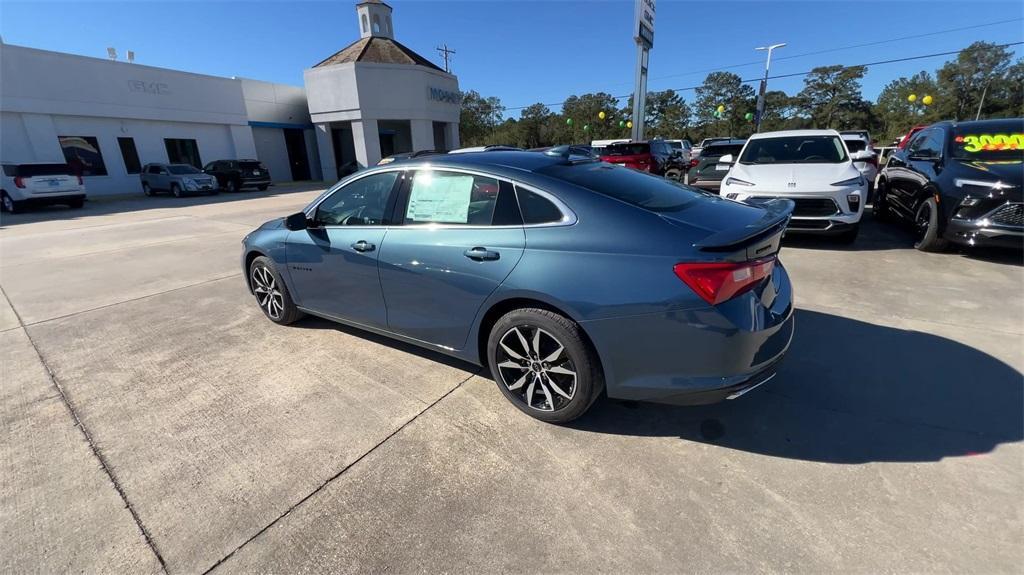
[{"left": 2, "top": 187, "right": 1022, "bottom": 574}]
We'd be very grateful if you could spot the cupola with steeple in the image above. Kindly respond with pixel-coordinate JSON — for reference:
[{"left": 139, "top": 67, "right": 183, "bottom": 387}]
[{"left": 356, "top": 0, "right": 394, "bottom": 39}]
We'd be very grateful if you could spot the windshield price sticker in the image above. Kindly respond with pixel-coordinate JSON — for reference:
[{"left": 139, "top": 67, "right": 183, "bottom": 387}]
[
  {"left": 407, "top": 173, "right": 473, "bottom": 224},
  {"left": 955, "top": 133, "right": 1024, "bottom": 152}
]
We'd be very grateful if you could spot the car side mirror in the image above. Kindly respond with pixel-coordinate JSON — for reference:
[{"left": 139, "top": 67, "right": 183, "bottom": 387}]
[
  {"left": 718, "top": 154, "right": 735, "bottom": 164},
  {"left": 285, "top": 211, "right": 310, "bottom": 231}
]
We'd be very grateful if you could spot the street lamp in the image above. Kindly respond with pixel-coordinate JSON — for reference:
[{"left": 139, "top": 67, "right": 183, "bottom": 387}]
[{"left": 754, "top": 42, "right": 786, "bottom": 133}]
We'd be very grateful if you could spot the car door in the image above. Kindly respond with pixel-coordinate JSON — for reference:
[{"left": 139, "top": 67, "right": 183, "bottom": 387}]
[
  {"left": 893, "top": 129, "right": 941, "bottom": 216},
  {"left": 155, "top": 165, "right": 170, "bottom": 190},
  {"left": 378, "top": 169, "right": 525, "bottom": 350},
  {"left": 284, "top": 170, "right": 402, "bottom": 328}
]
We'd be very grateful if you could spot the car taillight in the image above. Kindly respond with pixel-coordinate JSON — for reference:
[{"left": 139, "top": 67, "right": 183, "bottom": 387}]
[
  {"left": 689, "top": 158, "right": 699, "bottom": 168},
  {"left": 673, "top": 257, "right": 775, "bottom": 305},
  {"left": 13, "top": 176, "right": 26, "bottom": 188}
]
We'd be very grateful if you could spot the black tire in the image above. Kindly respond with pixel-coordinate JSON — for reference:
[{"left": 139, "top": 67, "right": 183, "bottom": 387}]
[
  {"left": 914, "top": 196, "right": 949, "bottom": 252},
  {"left": 664, "top": 169, "right": 682, "bottom": 182},
  {"left": 835, "top": 223, "right": 859, "bottom": 244},
  {"left": 225, "top": 179, "right": 238, "bottom": 193},
  {"left": 171, "top": 183, "right": 183, "bottom": 198},
  {"left": 249, "top": 256, "right": 303, "bottom": 325},
  {"left": 873, "top": 179, "right": 891, "bottom": 221},
  {"left": 257, "top": 184, "right": 269, "bottom": 191},
  {"left": 142, "top": 182, "right": 154, "bottom": 197},
  {"left": 487, "top": 308, "right": 604, "bottom": 424},
  {"left": 68, "top": 197, "right": 84, "bottom": 209},
  {"left": 1, "top": 191, "right": 21, "bottom": 214}
]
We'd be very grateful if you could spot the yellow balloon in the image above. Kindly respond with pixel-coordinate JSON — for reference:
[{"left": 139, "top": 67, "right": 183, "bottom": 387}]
[
  {"left": 598, "top": 111, "right": 606, "bottom": 120},
  {"left": 626, "top": 121, "right": 633, "bottom": 129},
  {"left": 922, "top": 95, "right": 933, "bottom": 106},
  {"left": 907, "top": 94, "right": 917, "bottom": 102},
  {"left": 716, "top": 104, "right": 726, "bottom": 113}
]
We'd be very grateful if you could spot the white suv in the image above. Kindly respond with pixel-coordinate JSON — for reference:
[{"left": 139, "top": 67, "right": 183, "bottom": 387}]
[
  {"left": 718, "top": 129, "right": 867, "bottom": 243},
  {"left": 840, "top": 132, "right": 879, "bottom": 197},
  {"left": 1, "top": 162, "right": 87, "bottom": 213}
]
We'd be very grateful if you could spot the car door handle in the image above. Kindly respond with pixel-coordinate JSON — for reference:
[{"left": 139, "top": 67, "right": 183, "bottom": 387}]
[
  {"left": 351, "top": 240, "right": 375, "bottom": 252},
  {"left": 464, "top": 247, "right": 500, "bottom": 261}
]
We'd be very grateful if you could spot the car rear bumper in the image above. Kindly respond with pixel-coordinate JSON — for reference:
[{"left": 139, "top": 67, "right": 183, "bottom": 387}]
[{"left": 581, "top": 262, "right": 795, "bottom": 405}]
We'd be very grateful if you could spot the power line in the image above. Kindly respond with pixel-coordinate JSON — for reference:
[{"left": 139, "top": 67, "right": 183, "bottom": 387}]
[{"left": 502, "top": 41, "right": 1024, "bottom": 112}]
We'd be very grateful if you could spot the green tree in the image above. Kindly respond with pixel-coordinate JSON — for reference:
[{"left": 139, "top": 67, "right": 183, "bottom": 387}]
[
  {"left": 796, "top": 65, "right": 868, "bottom": 129},
  {"left": 644, "top": 90, "right": 692, "bottom": 139},
  {"left": 874, "top": 71, "right": 941, "bottom": 142},
  {"left": 459, "top": 90, "right": 505, "bottom": 146},
  {"left": 935, "top": 41, "right": 1013, "bottom": 120},
  {"left": 758, "top": 90, "right": 804, "bottom": 132},
  {"left": 517, "top": 103, "right": 553, "bottom": 149},
  {"left": 988, "top": 58, "right": 1024, "bottom": 118},
  {"left": 561, "top": 92, "right": 626, "bottom": 142},
  {"left": 694, "top": 72, "right": 756, "bottom": 138}
]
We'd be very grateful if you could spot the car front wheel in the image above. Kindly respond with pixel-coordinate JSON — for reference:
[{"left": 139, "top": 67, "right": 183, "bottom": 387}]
[
  {"left": 1, "top": 192, "right": 20, "bottom": 214},
  {"left": 914, "top": 196, "right": 949, "bottom": 252},
  {"left": 487, "top": 308, "right": 603, "bottom": 424},
  {"left": 249, "top": 256, "right": 303, "bottom": 324},
  {"left": 171, "top": 183, "right": 183, "bottom": 198}
]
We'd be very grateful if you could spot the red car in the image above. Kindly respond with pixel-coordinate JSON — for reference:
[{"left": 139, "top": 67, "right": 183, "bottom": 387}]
[
  {"left": 599, "top": 141, "right": 684, "bottom": 178},
  {"left": 897, "top": 125, "right": 927, "bottom": 149}
]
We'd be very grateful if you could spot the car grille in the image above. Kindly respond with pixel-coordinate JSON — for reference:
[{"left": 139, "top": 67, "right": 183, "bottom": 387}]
[
  {"left": 989, "top": 203, "right": 1023, "bottom": 227},
  {"left": 749, "top": 197, "right": 839, "bottom": 217}
]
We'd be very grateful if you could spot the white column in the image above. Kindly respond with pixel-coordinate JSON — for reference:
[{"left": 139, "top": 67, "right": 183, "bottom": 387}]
[
  {"left": 410, "top": 119, "right": 434, "bottom": 152},
  {"left": 20, "top": 113, "right": 63, "bottom": 161},
  {"left": 446, "top": 122, "right": 461, "bottom": 150},
  {"left": 314, "top": 123, "right": 335, "bottom": 182},
  {"left": 352, "top": 118, "right": 381, "bottom": 168},
  {"left": 229, "top": 125, "right": 258, "bottom": 159}
]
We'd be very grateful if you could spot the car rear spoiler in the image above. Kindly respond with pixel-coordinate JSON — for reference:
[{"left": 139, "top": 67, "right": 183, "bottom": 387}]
[{"left": 694, "top": 198, "right": 794, "bottom": 253}]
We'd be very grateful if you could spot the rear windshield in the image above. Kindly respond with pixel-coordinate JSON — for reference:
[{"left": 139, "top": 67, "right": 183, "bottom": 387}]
[
  {"left": 667, "top": 141, "right": 682, "bottom": 150},
  {"left": 538, "top": 162, "right": 703, "bottom": 212},
  {"left": 14, "top": 163, "right": 73, "bottom": 177},
  {"left": 603, "top": 143, "right": 650, "bottom": 156},
  {"left": 168, "top": 165, "right": 201, "bottom": 175},
  {"left": 739, "top": 135, "right": 848, "bottom": 164},
  {"left": 703, "top": 144, "right": 744, "bottom": 158},
  {"left": 240, "top": 161, "right": 264, "bottom": 169},
  {"left": 843, "top": 139, "right": 868, "bottom": 153},
  {"left": 950, "top": 121, "right": 1024, "bottom": 161}
]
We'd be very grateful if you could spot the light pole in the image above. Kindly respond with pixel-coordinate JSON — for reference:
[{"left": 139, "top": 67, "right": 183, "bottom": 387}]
[{"left": 754, "top": 42, "right": 785, "bottom": 133}]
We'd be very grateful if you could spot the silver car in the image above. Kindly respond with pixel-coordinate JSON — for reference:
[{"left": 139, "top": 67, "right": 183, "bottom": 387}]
[{"left": 140, "top": 163, "right": 218, "bottom": 197}]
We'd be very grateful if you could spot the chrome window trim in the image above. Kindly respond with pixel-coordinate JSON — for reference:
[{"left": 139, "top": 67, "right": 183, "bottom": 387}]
[{"left": 304, "top": 164, "right": 578, "bottom": 230}]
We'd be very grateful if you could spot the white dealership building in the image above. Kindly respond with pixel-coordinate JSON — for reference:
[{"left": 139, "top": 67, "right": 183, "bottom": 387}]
[{"left": 0, "top": 0, "right": 460, "bottom": 196}]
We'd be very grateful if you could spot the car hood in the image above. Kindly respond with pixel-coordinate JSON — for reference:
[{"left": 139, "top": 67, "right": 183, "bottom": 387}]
[
  {"left": 729, "top": 162, "right": 861, "bottom": 189},
  {"left": 954, "top": 160, "right": 1024, "bottom": 186}
]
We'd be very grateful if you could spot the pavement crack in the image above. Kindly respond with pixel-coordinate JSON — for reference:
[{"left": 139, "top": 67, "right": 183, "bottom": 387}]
[
  {"left": 0, "top": 285, "right": 169, "bottom": 573},
  {"left": 201, "top": 369, "right": 481, "bottom": 574}
]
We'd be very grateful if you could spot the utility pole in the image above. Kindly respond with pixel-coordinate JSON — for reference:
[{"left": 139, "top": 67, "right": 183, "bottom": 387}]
[
  {"left": 630, "top": 0, "right": 655, "bottom": 141},
  {"left": 436, "top": 44, "right": 455, "bottom": 74},
  {"left": 754, "top": 43, "right": 786, "bottom": 133}
]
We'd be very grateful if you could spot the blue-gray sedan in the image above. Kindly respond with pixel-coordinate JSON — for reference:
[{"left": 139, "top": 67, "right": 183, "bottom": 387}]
[{"left": 241, "top": 151, "right": 795, "bottom": 423}]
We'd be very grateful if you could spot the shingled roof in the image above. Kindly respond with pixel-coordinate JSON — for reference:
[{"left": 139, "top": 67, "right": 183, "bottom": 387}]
[{"left": 313, "top": 36, "right": 444, "bottom": 72}]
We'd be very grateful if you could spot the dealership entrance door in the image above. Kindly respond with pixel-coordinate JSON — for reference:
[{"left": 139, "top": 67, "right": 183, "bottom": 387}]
[{"left": 284, "top": 129, "right": 311, "bottom": 181}]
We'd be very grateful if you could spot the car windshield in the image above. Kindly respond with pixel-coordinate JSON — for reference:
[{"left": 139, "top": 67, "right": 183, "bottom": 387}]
[
  {"left": 667, "top": 141, "right": 682, "bottom": 150},
  {"left": 603, "top": 143, "right": 651, "bottom": 156},
  {"left": 739, "top": 135, "right": 848, "bottom": 164},
  {"left": 539, "top": 162, "right": 704, "bottom": 212},
  {"left": 703, "top": 144, "right": 744, "bottom": 159},
  {"left": 16, "top": 163, "right": 73, "bottom": 177},
  {"left": 168, "top": 165, "right": 201, "bottom": 174},
  {"left": 950, "top": 121, "right": 1024, "bottom": 161}
]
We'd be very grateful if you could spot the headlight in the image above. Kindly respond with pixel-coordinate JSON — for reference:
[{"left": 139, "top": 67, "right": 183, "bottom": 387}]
[
  {"left": 831, "top": 176, "right": 865, "bottom": 187},
  {"left": 954, "top": 178, "right": 1008, "bottom": 191},
  {"left": 725, "top": 177, "right": 754, "bottom": 187},
  {"left": 183, "top": 179, "right": 198, "bottom": 190}
]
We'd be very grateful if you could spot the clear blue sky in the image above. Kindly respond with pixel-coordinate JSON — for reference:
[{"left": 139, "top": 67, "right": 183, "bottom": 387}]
[{"left": 2, "top": 0, "right": 1022, "bottom": 117}]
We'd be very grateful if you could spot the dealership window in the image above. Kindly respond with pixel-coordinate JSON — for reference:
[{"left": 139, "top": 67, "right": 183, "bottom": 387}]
[
  {"left": 58, "top": 136, "right": 108, "bottom": 176},
  {"left": 117, "top": 137, "right": 142, "bottom": 174},
  {"left": 164, "top": 138, "right": 202, "bottom": 169}
]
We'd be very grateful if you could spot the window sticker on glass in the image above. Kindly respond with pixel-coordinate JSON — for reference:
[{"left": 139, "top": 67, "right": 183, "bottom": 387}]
[
  {"left": 954, "top": 133, "right": 1024, "bottom": 152},
  {"left": 407, "top": 172, "right": 474, "bottom": 224}
]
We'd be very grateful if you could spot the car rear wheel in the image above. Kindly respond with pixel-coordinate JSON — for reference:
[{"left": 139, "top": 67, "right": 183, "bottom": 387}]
[
  {"left": 914, "top": 197, "right": 949, "bottom": 252},
  {"left": 225, "top": 180, "right": 237, "bottom": 193},
  {"left": 257, "top": 185, "right": 269, "bottom": 191},
  {"left": 487, "top": 308, "right": 603, "bottom": 424},
  {"left": 171, "top": 183, "right": 183, "bottom": 198},
  {"left": 68, "top": 198, "right": 84, "bottom": 209},
  {"left": 249, "top": 256, "right": 303, "bottom": 325},
  {"left": 1, "top": 192, "right": 20, "bottom": 214}
]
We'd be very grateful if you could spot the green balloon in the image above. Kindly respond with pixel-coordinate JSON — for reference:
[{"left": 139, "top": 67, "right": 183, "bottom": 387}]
[
  {"left": 583, "top": 124, "right": 590, "bottom": 131},
  {"left": 566, "top": 118, "right": 574, "bottom": 126},
  {"left": 619, "top": 120, "right": 625, "bottom": 128},
  {"left": 713, "top": 110, "right": 720, "bottom": 118},
  {"left": 745, "top": 112, "right": 754, "bottom": 121}
]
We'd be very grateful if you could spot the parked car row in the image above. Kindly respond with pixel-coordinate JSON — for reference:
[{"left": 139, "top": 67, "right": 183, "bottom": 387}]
[{"left": 0, "top": 162, "right": 87, "bottom": 213}]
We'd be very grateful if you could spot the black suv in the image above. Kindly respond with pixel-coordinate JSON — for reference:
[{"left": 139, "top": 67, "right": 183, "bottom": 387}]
[
  {"left": 687, "top": 139, "right": 746, "bottom": 192},
  {"left": 203, "top": 160, "right": 271, "bottom": 192},
  {"left": 876, "top": 118, "right": 1023, "bottom": 251}
]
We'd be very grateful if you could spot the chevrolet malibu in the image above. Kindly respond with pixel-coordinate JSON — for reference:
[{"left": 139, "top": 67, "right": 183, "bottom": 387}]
[{"left": 242, "top": 151, "right": 795, "bottom": 423}]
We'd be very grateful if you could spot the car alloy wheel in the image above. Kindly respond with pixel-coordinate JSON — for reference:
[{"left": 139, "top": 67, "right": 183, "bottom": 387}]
[
  {"left": 251, "top": 264, "right": 284, "bottom": 320},
  {"left": 915, "top": 201, "right": 932, "bottom": 240},
  {"left": 495, "top": 325, "right": 577, "bottom": 412},
  {"left": 226, "top": 180, "right": 237, "bottom": 192},
  {"left": 2, "top": 193, "right": 15, "bottom": 213}
]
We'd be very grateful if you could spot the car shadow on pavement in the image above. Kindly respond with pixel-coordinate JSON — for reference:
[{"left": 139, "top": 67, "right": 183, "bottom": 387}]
[{"left": 571, "top": 308, "right": 1023, "bottom": 464}]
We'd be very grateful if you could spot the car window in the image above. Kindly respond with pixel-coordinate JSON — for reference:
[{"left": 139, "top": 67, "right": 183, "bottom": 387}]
[
  {"left": 949, "top": 120, "right": 1024, "bottom": 161},
  {"left": 910, "top": 129, "right": 942, "bottom": 158},
  {"left": 539, "top": 162, "right": 703, "bottom": 212},
  {"left": 404, "top": 170, "right": 500, "bottom": 225},
  {"left": 604, "top": 143, "right": 651, "bottom": 156},
  {"left": 315, "top": 171, "right": 399, "bottom": 226},
  {"left": 516, "top": 186, "right": 564, "bottom": 224},
  {"left": 168, "top": 165, "right": 201, "bottom": 175},
  {"left": 14, "top": 164, "right": 73, "bottom": 177},
  {"left": 843, "top": 139, "right": 868, "bottom": 153},
  {"left": 704, "top": 144, "right": 744, "bottom": 159}
]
